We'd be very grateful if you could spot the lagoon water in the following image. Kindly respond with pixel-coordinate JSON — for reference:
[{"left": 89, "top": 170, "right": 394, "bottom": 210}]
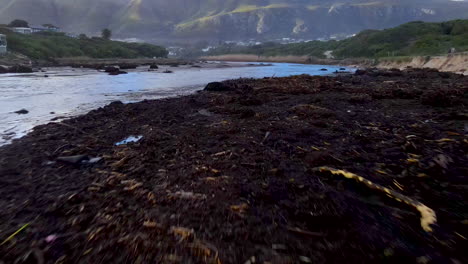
[{"left": 0, "top": 62, "right": 353, "bottom": 145}]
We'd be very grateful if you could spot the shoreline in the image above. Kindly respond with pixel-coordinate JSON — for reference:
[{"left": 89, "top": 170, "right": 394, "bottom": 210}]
[
  {"left": 0, "top": 58, "right": 267, "bottom": 75},
  {"left": 201, "top": 53, "right": 468, "bottom": 74},
  {"left": 1, "top": 67, "right": 467, "bottom": 263},
  {"left": 0, "top": 60, "right": 277, "bottom": 146}
]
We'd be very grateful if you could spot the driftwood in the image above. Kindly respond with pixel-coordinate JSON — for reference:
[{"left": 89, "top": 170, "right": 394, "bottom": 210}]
[{"left": 316, "top": 167, "right": 437, "bottom": 232}]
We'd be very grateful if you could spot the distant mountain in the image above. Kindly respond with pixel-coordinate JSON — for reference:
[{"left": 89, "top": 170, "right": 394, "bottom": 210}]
[
  {"left": 205, "top": 19, "right": 468, "bottom": 59},
  {"left": 1, "top": 0, "right": 468, "bottom": 41}
]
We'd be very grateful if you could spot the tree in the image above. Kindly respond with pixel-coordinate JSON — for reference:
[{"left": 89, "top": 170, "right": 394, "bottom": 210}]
[
  {"left": 101, "top": 28, "right": 112, "bottom": 40},
  {"left": 8, "top": 19, "right": 29, "bottom": 28},
  {"left": 78, "top": 34, "right": 88, "bottom": 40},
  {"left": 42, "top": 24, "right": 57, "bottom": 29}
]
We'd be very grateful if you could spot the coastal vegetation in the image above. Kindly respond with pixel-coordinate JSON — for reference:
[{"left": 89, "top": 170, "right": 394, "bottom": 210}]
[
  {"left": 205, "top": 19, "right": 468, "bottom": 59},
  {"left": 0, "top": 28, "right": 168, "bottom": 60}
]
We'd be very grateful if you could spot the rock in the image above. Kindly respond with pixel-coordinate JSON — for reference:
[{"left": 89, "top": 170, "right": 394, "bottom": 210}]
[
  {"left": 109, "top": 101, "right": 124, "bottom": 106},
  {"left": 320, "top": 68, "right": 328, "bottom": 71},
  {"left": 109, "top": 70, "right": 128, "bottom": 75},
  {"left": 9, "top": 65, "right": 33, "bottom": 73},
  {"left": 57, "top": 155, "right": 88, "bottom": 165},
  {"left": 104, "top": 66, "right": 119, "bottom": 73},
  {"left": 149, "top": 63, "right": 159, "bottom": 69},
  {"left": 163, "top": 70, "right": 173, "bottom": 73},
  {"left": 204, "top": 82, "right": 232, "bottom": 92},
  {"left": 14, "top": 109, "right": 29, "bottom": 114},
  {"left": 340, "top": 67, "right": 346, "bottom": 71},
  {"left": 0, "top": 65, "right": 8, "bottom": 74}
]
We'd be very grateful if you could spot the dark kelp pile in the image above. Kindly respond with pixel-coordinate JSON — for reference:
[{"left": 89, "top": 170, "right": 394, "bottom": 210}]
[{"left": 0, "top": 68, "right": 467, "bottom": 263}]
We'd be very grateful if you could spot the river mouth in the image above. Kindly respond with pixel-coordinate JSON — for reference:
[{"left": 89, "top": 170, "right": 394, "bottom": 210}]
[{"left": 0, "top": 62, "right": 354, "bottom": 145}]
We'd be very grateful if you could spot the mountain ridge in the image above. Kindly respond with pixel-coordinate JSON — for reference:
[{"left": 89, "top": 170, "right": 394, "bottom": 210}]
[{"left": 0, "top": 0, "right": 468, "bottom": 41}]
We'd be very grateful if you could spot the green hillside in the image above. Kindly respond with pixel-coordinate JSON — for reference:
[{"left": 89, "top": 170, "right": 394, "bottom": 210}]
[
  {"left": 206, "top": 19, "right": 468, "bottom": 59},
  {"left": 0, "top": 29, "right": 168, "bottom": 60}
]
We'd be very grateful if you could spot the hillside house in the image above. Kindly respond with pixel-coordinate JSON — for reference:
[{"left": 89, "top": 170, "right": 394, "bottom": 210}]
[
  {"left": 0, "top": 34, "right": 6, "bottom": 54},
  {"left": 11, "top": 27, "right": 32, "bottom": 34}
]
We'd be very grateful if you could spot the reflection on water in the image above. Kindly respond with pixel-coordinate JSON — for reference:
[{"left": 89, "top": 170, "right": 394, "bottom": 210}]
[{"left": 0, "top": 62, "right": 353, "bottom": 145}]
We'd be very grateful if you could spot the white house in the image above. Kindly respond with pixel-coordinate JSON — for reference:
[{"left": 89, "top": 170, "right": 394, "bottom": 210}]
[
  {"left": 0, "top": 34, "right": 6, "bottom": 54},
  {"left": 11, "top": 27, "right": 32, "bottom": 34},
  {"left": 31, "top": 25, "right": 60, "bottom": 33}
]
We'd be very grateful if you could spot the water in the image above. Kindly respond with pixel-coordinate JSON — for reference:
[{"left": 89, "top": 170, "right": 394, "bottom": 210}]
[{"left": 0, "top": 62, "right": 353, "bottom": 145}]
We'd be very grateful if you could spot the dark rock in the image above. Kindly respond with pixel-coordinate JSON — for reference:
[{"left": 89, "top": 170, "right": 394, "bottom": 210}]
[
  {"left": 320, "top": 68, "right": 328, "bottom": 71},
  {"left": 149, "top": 64, "right": 159, "bottom": 69},
  {"left": 109, "top": 70, "right": 128, "bottom": 75},
  {"left": 44, "top": 75, "right": 49, "bottom": 78},
  {"left": 204, "top": 82, "right": 232, "bottom": 92},
  {"left": 109, "top": 101, "right": 124, "bottom": 106},
  {"left": 57, "top": 155, "right": 88, "bottom": 165},
  {"left": 104, "top": 66, "right": 119, "bottom": 73},
  {"left": 340, "top": 68, "right": 346, "bottom": 71},
  {"left": 0, "top": 65, "right": 8, "bottom": 74},
  {"left": 14, "top": 109, "right": 29, "bottom": 114},
  {"left": 9, "top": 65, "right": 33, "bottom": 73},
  {"left": 163, "top": 70, "right": 173, "bottom": 73}
]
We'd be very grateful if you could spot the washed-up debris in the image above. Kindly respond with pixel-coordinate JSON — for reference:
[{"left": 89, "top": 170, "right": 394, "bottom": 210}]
[
  {"left": 57, "top": 155, "right": 88, "bottom": 165},
  {"left": 1, "top": 223, "right": 30, "bottom": 246},
  {"left": 115, "top": 135, "right": 143, "bottom": 146},
  {"left": 83, "top": 157, "right": 103, "bottom": 164},
  {"left": 316, "top": 167, "right": 437, "bottom": 232},
  {"left": 0, "top": 68, "right": 467, "bottom": 263},
  {"left": 169, "top": 191, "right": 206, "bottom": 200},
  {"left": 299, "top": 256, "right": 312, "bottom": 263},
  {"left": 198, "top": 109, "right": 214, "bottom": 117},
  {"left": 143, "top": 221, "right": 159, "bottom": 228},
  {"left": 45, "top": 234, "right": 58, "bottom": 243},
  {"left": 230, "top": 203, "right": 249, "bottom": 214},
  {"left": 170, "top": 226, "right": 194, "bottom": 241}
]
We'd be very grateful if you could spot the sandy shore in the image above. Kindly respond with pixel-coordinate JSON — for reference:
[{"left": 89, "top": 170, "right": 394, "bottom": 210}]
[
  {"left": 0, "top": 68, "right": 467, "bottom": 263},
  {"left": 202, "top": 53, "right": 468, "bottom": 74}
]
